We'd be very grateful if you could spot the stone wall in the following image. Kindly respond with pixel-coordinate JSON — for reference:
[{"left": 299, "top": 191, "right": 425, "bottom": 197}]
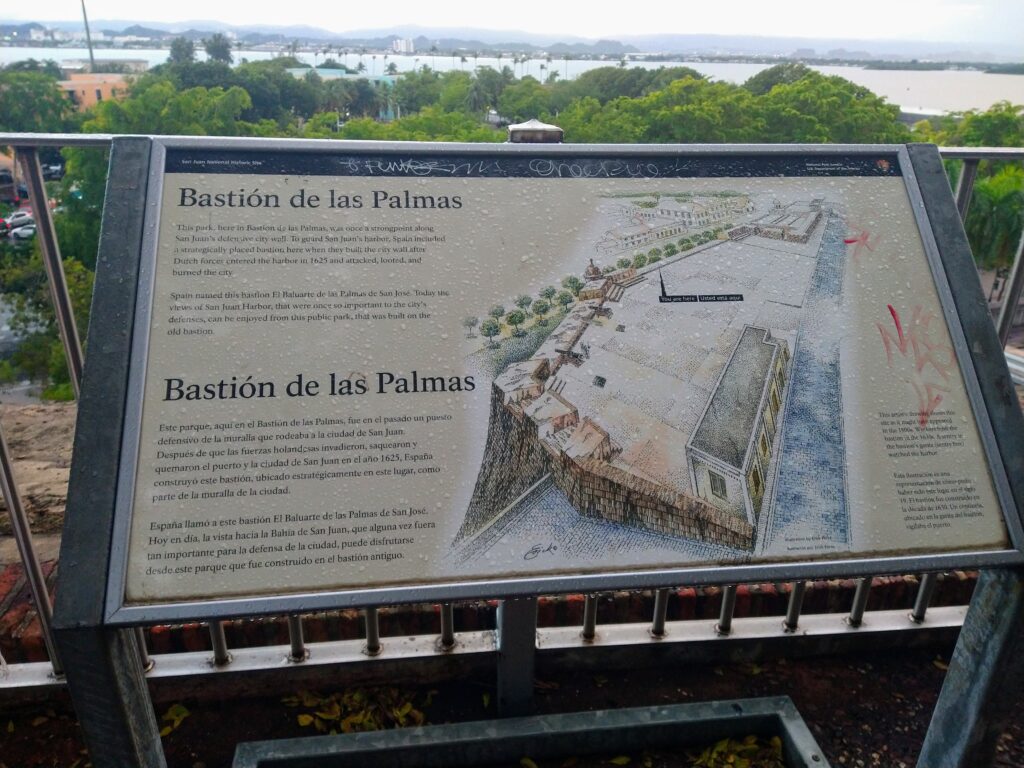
[
  {"left": 456, "top": 384, "right": 554, "bottom": 540},
  {"left": 551, "top": 454, "right": 756, "bottom": 550},
  {"left": 460, "top": 384, "right": 755, "bottom": 550}
]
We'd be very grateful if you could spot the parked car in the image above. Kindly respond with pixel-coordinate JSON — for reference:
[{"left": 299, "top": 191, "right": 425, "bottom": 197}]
[
  {"left": 0, "top": 219, "right": 8, "bottom": 236},
  {"left": 10, "top": 224, "right": 36, "bottom": 241},
  {"left": 6, "top": 211, "right": 34, "bottom": 230}
]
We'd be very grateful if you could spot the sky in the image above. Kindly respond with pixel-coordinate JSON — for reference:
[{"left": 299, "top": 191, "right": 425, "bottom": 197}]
[{"left": 7, "top": 0, "right": 1024, "bottom": 47}]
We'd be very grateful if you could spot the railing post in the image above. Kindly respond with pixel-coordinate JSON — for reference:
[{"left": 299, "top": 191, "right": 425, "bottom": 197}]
[
  {"left": 363, "top": 607, "right": 381, "bottom": 656},
  {"left": 439, "top": 603, "right": 456, "bottom": 651},
  {"left": 209, "top": 620, "right": 231, "bottom": 666},
  {"left": 14, "top": 146, "right": 85, "bottom": 395},
  {"left": 581, "top": 594, "right": 598, "bottom": 642},
  {"left": 716, "top": 585, "right": 738, "bottom": 636},
  {"left": 650, "top": 588, "right": 669, "bottom": 638},
  {"left": 953, "top": 158, "right": 979, "bottom": 222},
  {"left": 910, "top": 573, "right": 938, "bottom": 624},
  {"left": 783, "top": 581, "right": 806, "bottom": 633},
  {"left": 995, "top": 233, "right": 1024, "bottom": 347},
  {"left": 497, "top": 596, "right": 537, "bottom": 716},
  {"left": 0, "top": 419, "right": 62, "bottom": 674},
  {"left": 287, "top": 615, "right": 307, "bottom": 662},
  {"left": 846, "top": 577, "right": 872, "bottom": 628}
]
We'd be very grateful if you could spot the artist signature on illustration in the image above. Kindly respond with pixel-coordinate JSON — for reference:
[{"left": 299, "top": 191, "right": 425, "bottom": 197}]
[{"left": 524, "top": 542, "right": 559, "bottom": 560}]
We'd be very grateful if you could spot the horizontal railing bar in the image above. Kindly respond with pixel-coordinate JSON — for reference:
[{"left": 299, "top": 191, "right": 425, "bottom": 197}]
[
  {"left": 1005, "top": 351, "right": 1024, "bottom": 384},
  {"left": 937, "top": 147, "right": 1024, "bottom": 161},
  {"left": 0, "top": 605, "right": 968, "bottom": 691},
  {"left": 0, "top": 133, "right": 115, "bottom": 148},
  {"left": 537, "top": 604, "right": 968, "bottom": 651},
  {"left": 0, "top": 660, "right": 64, "bottom": 692},
  {"left": 0, "top": 134, "right": 1021, "bottom": 161}
]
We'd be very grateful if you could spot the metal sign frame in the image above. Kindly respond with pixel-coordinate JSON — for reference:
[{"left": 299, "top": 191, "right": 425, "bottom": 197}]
[{"left": 80, "top": 136, "right": 1024, "bottom": 625}]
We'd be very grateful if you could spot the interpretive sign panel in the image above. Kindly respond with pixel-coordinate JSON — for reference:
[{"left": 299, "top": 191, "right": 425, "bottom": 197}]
[{"left": 104, "top": 139, "right": 1021, "bottom": 621}]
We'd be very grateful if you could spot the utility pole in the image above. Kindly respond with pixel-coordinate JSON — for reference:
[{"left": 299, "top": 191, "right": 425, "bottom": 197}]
[{"left": 80, "top": 0, "right": 96, "bottom": 72}]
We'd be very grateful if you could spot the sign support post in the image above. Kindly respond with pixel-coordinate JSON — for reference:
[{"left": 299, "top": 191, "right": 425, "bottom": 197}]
[
  {"left": 52, "top": 136, "right": 165, "bottom": 768},
  {"left": 917, "top": 567, "right": 1024, "bottom": 767},
  {"left": 497, "top": 596, "right": 538, "bottom": 716}
]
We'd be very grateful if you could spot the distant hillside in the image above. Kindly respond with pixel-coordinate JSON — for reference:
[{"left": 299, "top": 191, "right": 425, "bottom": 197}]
[
  {"left": 3, "top": 18, "right": 1020, "bottom": 62},
  {"left": 0, "top": 22, "right": 45, "bottom": 37}
]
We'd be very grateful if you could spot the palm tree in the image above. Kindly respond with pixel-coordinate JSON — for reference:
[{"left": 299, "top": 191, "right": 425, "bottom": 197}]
[
  {"left": 466, "top": 79, "right": 487, "bottom": 115},
  {"left": 460, "top": 55, "right": 468, "bottom": 71}
]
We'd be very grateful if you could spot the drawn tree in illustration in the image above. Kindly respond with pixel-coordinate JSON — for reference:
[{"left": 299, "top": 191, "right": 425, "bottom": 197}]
[
  {"left": 506, "top": 309, "right": 526, "bottom": 336},
  {"left": 532, "top": 298, "right": 551, "bottom": 326},
  {"left": 463, "top": 316, "right": 479, "bottom": 337},
  {"left": 540, "top": 286, "right": 557, "bottom": 300},
  {"left": 480, "top": 317, "right": 501, "bottom": 347},
  {"left": 489, "top": 304, "right": 505, "bottom": 320},
  {"left": 561, "top": 275, "right": 584, "bottom": 296},
  {"left": 556, "top": 289, "right": 574, "bottom": 309}
]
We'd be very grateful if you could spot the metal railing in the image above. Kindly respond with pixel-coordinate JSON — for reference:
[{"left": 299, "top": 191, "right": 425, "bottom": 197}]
[{"left": 0, "top": 135, "right": 1021, "bottom": 700}]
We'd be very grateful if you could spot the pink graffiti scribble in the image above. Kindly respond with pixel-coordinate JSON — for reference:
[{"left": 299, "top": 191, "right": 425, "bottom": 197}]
[
  {"left": 910, "top": 381, "right": 953, "bottom": 428},
  {"left": 844, "top": 227, "right": 881, "bottom": 264},
  {"left": 877, "top": 304, "right": 957, "bottom": 427}
]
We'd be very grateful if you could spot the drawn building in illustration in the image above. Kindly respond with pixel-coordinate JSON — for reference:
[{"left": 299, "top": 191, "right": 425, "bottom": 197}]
[
  {"left": 685, "top": 326, "right": 790, "bottom": 525},
  {"left": 596, "top": 194, "right": 753, "bottom": 254},
  {"left": 728, "top": 200, "right": 823, "bottom": 244}
]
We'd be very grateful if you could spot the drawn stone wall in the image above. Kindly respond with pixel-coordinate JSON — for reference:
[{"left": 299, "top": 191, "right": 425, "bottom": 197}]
[
  {"left": 460, "top": 379, "right": 756, "bottom": 550},
  {"left": 551, "top": 454, "right": 755, "bottom": 548},
  {"left": 456, "top": 384, "right": 552, "bottom": 540}
]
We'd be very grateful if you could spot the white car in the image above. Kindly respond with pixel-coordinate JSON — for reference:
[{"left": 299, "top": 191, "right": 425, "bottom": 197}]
[
  {"left": 10, "top": 224, "right": 35, "bottom": 240},
  {"left": 7, "top": 211, "right": 34, "bottom": 230}
]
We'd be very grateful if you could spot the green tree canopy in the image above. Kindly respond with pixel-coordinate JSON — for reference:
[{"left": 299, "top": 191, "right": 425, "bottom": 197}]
[
  {"left": 3, "top": 58, "right": 62, "bottom": 78},
  {"left": 497, "top": 76, "right": 550, "bottom": 123},
  {"left": 169, "top": 37, "right": 196, "bottom": 65},
  {"left": 204, "top": 33, "right": 234, "bottom": 64},
  {"left": 743, "top": 62, "right": 813, "bottom": 96},
  {"left": 0, "top": 71, "right": 74, "bottom": 133},
  {"left": 394, "top": 67, "right": 443, "bottom": 113}
]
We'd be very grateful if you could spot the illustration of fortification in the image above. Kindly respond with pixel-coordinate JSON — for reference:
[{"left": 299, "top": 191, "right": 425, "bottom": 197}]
[{"left": 457, "top": 272, "right": 792, "bottom": 549}]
